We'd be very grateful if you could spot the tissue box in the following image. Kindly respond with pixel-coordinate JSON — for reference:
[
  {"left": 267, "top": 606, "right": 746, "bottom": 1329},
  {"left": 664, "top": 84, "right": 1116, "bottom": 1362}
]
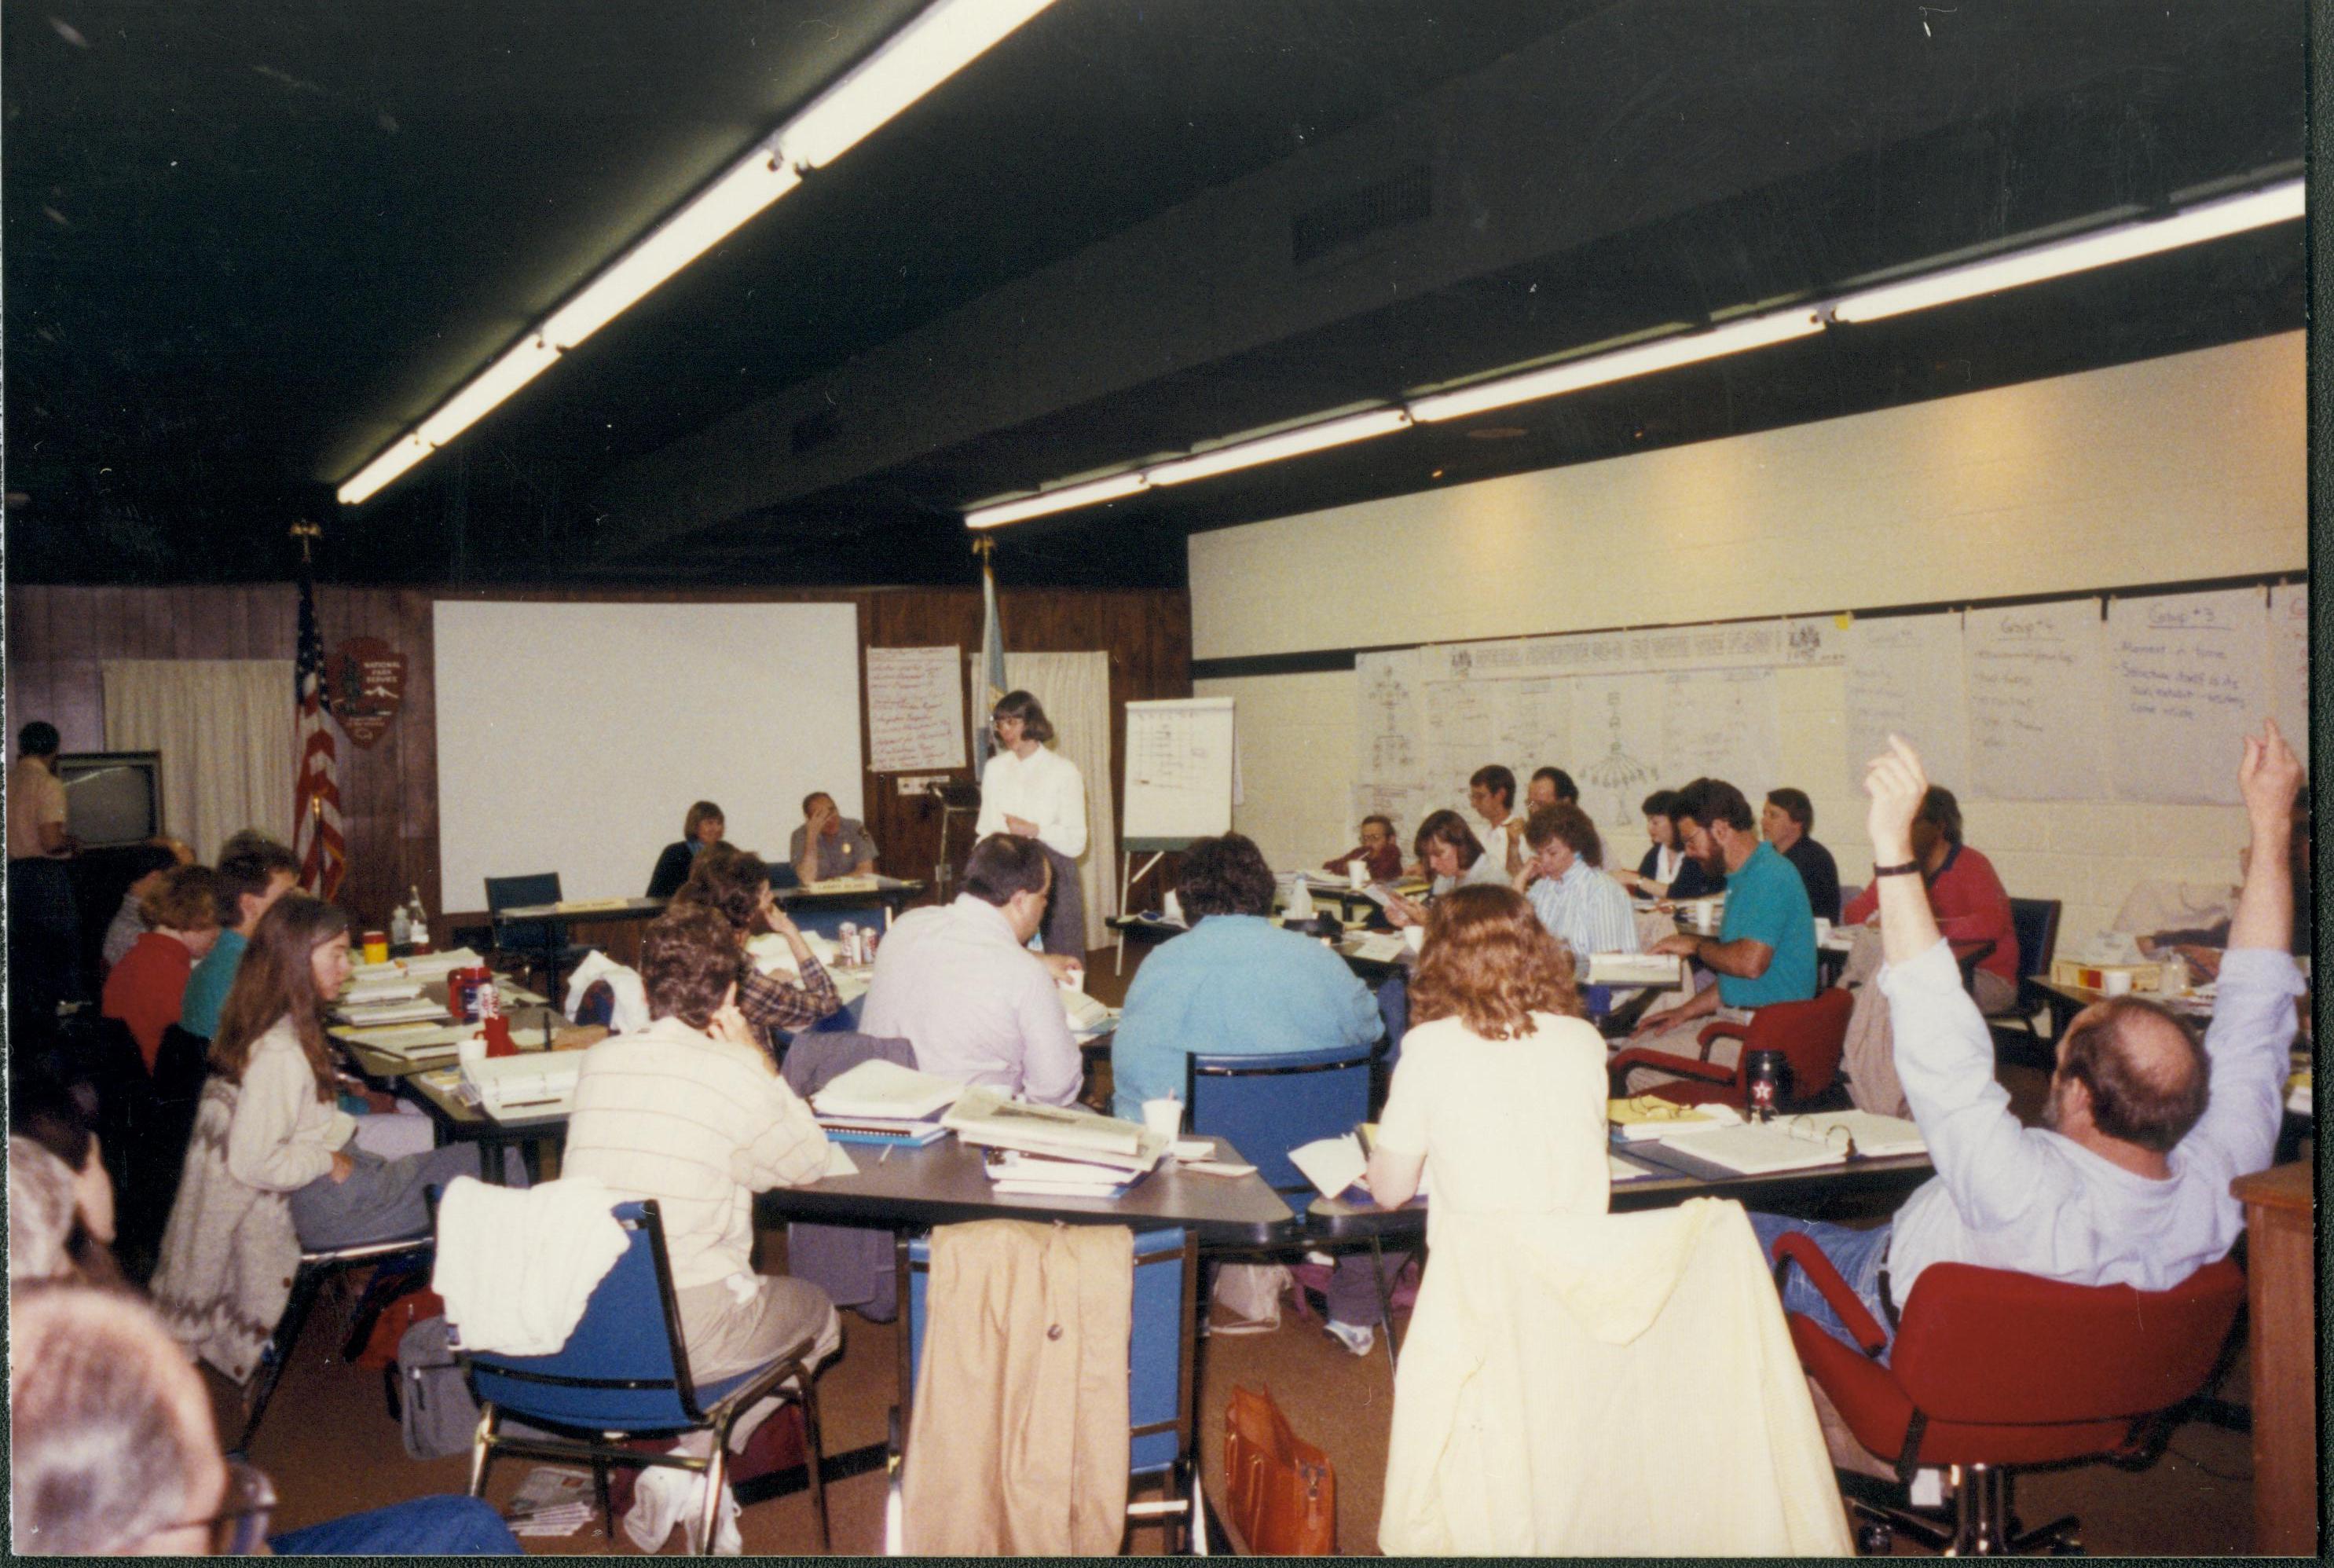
[
  {"left": 2050, "top": 958, "right": 2164, "bottom": 994},
  {"left": 460, "top": 1051, "right": 582, "bottom": 1118}
]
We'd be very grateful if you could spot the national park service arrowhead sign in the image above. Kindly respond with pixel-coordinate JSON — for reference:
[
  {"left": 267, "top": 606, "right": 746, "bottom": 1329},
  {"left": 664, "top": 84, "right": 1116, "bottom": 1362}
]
[{"left": 326, "top": 636, "right": 405, "bottom": 748}]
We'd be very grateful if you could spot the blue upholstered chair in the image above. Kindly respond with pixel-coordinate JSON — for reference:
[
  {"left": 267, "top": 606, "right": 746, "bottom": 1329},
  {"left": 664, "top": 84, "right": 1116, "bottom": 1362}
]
[
  {"left": 885, "top": 1225, "right": 1202, "bottom": 1554},
  {"left": 1184, "top": 1044, "right": 1376, "bottom": 1194},
  {"left": 462, "top": 1200, "right": 830, "bottom": 1551}
]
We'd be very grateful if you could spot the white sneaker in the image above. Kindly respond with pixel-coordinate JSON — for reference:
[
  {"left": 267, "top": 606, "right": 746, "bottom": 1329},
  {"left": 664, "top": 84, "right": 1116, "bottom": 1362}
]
[
  {"left": 622, "top": 1465, "right": 689, "bottom": 1553},
  {"left": 1324, "top": 1318, "right": 1375, "bottom": 1357}
]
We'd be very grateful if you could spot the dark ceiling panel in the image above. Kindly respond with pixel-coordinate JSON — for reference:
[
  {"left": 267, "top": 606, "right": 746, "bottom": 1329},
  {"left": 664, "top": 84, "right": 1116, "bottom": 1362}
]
[{"left": 1, "top": 0, "right": 2306, "bottom": 588}]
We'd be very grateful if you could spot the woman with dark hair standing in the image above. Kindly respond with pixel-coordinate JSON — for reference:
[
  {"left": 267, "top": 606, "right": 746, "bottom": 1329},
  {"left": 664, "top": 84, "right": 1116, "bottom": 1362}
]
[
  {"left": 202, "top": 895, "right": 482, "bottom": 1247},
  {"left": 973, "top": 691, "right": 1088, "bottom": 959},
  {"left": 647, "top": 800, "right": 727, "bottom": 899}
]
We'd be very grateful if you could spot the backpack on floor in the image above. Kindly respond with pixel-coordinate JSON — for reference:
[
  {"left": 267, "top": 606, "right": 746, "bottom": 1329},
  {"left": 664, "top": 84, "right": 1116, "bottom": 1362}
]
[{"left": 396, "top": 1315, "right": 481, "bottom": 1460}]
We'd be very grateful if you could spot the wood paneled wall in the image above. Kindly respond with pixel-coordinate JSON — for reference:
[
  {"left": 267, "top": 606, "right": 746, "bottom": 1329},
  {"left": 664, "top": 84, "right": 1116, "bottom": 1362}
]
[{"left": 5, "top": 583, "right": 1191, "bottom": 926}]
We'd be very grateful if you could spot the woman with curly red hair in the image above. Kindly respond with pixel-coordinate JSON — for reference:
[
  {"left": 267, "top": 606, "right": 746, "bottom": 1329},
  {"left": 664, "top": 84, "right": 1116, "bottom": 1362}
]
[{"left": 1365, "top": 883, "right": 1610, "bottom": 1215}]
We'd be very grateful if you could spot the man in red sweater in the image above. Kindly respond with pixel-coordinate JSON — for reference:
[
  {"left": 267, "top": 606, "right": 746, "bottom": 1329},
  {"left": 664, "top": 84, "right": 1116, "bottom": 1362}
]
[
  {"left": 1841, "top": 784, "right": 2017, "bottom": 1013},
  {"left": 1322, "top": 814, "right": 1405, "bottom": 884}
]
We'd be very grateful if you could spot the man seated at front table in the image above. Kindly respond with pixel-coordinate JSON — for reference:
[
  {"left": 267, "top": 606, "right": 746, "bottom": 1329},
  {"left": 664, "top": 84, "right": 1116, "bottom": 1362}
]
[
  {"left": 1619, "top": 776, "right": 1817, "bottom": 1091},
  {"left": 859, "top": 833, "right": 1082, "bottom": 1106},
  {"left": 1526, "top": 766, "right": 1578, "bottom": 810},
  {"left": 178, "top": 837, "right": 301, "bottom": 1040},
  {"left": 1750, "top": 724, "right": 2303, "bottom": 1355},
  {"left": 790, "top": 792, "right": 878, "bottom": 885},
  {"left": 1761, "top": 786, "right": 1841, "bottom": 924}
]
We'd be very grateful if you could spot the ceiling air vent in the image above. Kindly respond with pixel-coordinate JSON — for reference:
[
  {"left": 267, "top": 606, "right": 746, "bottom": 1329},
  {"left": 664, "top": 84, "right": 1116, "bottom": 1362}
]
[
  {"left": 791, "top": 404, "right": 841, "bottom": 456},
  {"left": 1292, "top": 165, "right": 1433, "bottom": 267}
]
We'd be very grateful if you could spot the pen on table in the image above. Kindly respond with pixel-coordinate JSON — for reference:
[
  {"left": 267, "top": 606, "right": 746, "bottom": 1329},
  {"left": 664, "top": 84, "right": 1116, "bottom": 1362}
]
[{"left": 878, "top": 1143, "right": 892, "bottom": 1164}]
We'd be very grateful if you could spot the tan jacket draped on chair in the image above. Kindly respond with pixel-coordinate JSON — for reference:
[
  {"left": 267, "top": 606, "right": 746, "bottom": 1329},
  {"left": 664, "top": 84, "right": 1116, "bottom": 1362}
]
[
  {"left": 1379, "top": 1196, "right": 1852, "bottom": 1556},
  {"left": 900, "top": 1219, "right": 1134, "bottom": 1555}
]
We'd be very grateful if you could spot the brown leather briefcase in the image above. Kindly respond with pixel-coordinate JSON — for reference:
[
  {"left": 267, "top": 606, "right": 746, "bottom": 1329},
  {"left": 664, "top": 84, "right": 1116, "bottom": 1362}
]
[{"left": 1223, "top": 1383, "right": 1336, "bottom": 1555}]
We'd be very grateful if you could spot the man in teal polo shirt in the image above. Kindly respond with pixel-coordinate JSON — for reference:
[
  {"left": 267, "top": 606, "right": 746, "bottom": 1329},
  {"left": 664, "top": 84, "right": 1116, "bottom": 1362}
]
[
  {"left": 178, "top": 840, "right": 300, "bottom": 1039},
  {"left": 1621, "top": 776, "right": 1816, "bottom": 1091}
]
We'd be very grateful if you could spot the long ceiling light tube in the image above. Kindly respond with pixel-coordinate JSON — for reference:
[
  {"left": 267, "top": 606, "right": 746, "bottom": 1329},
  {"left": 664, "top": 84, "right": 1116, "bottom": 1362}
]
[
  {"left": 962, "top": 173, "right": 2303, "bottom": 529},
  {"left": 339, "top": 0, "right": 1057, "bottom": 505},
  {"left": 965, "top": 470, "right": 1149, "bottom": 529},
  {"left": 1407, "top": 307, "right": 1824, "bottom": 423},
  {"left": 1830, "top": 177, "right": 2304, "bottom": 324},
  {"left": 1145, "top": 408, "right": 1412, "bottom": 486}
]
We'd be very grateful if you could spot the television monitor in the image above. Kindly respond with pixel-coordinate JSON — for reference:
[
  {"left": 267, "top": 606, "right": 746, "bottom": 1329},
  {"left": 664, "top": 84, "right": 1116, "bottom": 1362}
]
[{"left": 57, "top": 751, "right": 164, "bottom": 847}]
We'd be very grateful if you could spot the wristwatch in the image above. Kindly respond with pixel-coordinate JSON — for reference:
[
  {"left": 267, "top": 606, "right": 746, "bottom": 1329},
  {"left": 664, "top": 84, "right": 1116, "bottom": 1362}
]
[{"left": 1870, "top": 860, "right": 1921, "bottom": 878}]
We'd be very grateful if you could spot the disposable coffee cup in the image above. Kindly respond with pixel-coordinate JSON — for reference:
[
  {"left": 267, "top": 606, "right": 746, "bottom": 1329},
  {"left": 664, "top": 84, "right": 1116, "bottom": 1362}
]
[
  {"left": 1162, "top": 890, "right": 1184, "bottom": 924},
  {"left": 2101, "top": 969, "right": 2134, "bottom": 997},
  {"left": 457, "top": 1033, "right": 488, "bottom": 1069},
  {"left": 1403, "top": 924, "right": 1427, "bottom": 955},
  {"left": 1142, "top": 1097, "right": 1183, "bottom": 1141},
  {"left": 1348, "top": 859, "right": 1369, "bottom": 889}
]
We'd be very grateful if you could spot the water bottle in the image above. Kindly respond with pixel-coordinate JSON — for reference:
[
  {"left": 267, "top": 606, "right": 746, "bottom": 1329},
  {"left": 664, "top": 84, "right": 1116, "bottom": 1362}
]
[{"left": 389, "top": 903, "right": 411, "bottom": 947}]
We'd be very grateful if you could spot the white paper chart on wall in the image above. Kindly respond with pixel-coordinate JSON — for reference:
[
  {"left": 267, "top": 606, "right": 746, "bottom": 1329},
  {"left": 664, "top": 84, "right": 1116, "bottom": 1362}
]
[
  {"left": 1662, "top": 668, "right": 1783, "bottom": 808},
  {"left": 1843, "top": 614, "right": 1971, "bottom": 797},
  {"left": 865, "top": 646, "right": 967, "bottom": 771},
  {"left": 2269, "top": 582, "right": 2309, "bottom": 768},
  {"left": 1963, "top": 603, "right": 2108, "bottom": 801},
  {"left": 1122, "top": 697, "right": 1237, "bottom": 847},
  {"left": 2109, "top": 589, "right": 2265, "bottom": 806}
]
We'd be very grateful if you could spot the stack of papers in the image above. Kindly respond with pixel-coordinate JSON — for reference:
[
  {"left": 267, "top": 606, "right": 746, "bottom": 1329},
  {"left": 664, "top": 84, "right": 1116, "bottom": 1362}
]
[
  {"left": 352, "top": 947, "right": 484, "bottom": 982},
  {"left": 983, "top": 1147, "right": 1140, "bottom": 1197},
  {"left": 1343, "top": 932, "right": 1408, "bottom": 964},
  {"left": 502, "top": 1467, "right": 594, "bottom": 1537},
  {"left": 460, "top": 1052, "right": 581, "bottom": 1119},
  {"left": 337, "top": 998, "right": 449, "bottom": 1026},
  {"left": 342, "top": 977, "right": 424, "bottom": 1006},
  {"left": 1585, "top": 952, "right": 1688, "bottom": 988},
  {"left": 812, "top": 1060, "right": 963, "bottom": 1119},
  {"left": 944, "top": 1085, "right": 1167, "bottom": 1190},
  {"left": 1062, "top": 989, "right": 1116, "bottom": 1035}
]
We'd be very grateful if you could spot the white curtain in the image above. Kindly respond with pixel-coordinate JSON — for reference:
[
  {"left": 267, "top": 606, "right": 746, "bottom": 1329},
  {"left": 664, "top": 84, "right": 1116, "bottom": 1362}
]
[
  {"left": 103, "top": 660, "right": 297, "bottom": 863},
  {"left": 980, "top": 651, "right": 1118, "bottom": 951}
]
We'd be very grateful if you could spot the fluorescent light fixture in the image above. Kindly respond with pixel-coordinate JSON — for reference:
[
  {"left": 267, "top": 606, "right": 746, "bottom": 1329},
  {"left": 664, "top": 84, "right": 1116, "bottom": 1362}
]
[
  {"left": 1409, "top": 308, "right": 1825, "bottom": 423},
  {"left": 336, "top": 433, "right": 434, "bottom": 507},
  {"left": 1145, "top": 408, "right": 1412, "bottom": 486},
  {"left": 544, "top": 152, "right": 801, "bottom": 350},
  {"left": 415, "top": 335, "right": 562, "bottom": 449},
  {"left": 779, "top": 0, "right": 1057, "bottom": 169},
  {"left": 341, "top": 0, "right": 1059, "bottom": 506},
  {"left": 965, "top": 470, "right": 1148, "bottom": 529},
  {"left": 1831, "top": 178, "right": 2304, "bottom": 324}
]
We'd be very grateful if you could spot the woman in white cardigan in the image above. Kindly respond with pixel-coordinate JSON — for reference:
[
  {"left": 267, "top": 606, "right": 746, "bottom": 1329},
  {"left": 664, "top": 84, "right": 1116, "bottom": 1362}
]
[{"left": 207, "top": 895, "right": 480, "bottom": 1247}]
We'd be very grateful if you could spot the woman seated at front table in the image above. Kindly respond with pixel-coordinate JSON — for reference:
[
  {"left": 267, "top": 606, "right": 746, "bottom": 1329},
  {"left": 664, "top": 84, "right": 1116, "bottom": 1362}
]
[
  {"left": 201, "top": 896, "right": 485, "bottom": 1249},
  {"left": 1364, "top": 881, "right": 1610, "bottom": 1213},
  {"left": 671, "top": 845, "right": 841, "bottom": 1057},
  {"left": 1386, "top": 809, "right": 1505, "bottom": 928},
  {"left": 1611, "top": 787, "right": 1724, "bottom": 902},
  {"left": 646, "top": 800, "right": 726, "bottom": 899},
  {"left": 1841, "top": 782, "right": 2018, "bottom": 1013},
  {"left": 561, "top": 903, "right": 842, "bottom": 1519}
]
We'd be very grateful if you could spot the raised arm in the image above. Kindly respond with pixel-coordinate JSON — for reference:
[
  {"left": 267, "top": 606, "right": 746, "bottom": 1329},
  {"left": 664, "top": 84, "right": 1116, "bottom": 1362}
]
[
  {"left": 2226, "top": 718, "right": 2301, "bottom": 954},
  {"left": 1864, "top": 736, "right": 1944, "bottom": 964}
]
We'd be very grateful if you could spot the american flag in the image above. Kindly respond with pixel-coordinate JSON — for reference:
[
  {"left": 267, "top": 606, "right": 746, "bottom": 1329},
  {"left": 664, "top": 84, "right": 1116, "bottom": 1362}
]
[{"left": 293, "top": 560, "right": 345, "bottom": 897}]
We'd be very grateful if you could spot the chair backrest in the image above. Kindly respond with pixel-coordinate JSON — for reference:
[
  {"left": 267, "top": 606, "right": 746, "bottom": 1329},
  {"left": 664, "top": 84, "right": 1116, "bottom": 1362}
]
[
  {"left": 463, "top": 1200, "right": 706, "bottom": 1429},
  {"left": 1889, "top": 1257, "right": 2245, "bottom": 1429},
  {"left": 1736, "top": 989, "right": 1852, "bottom": 1104},
  {"left": 2010, "top": 897, "right": 2063, "bottom": 998},
  {"left": 485, "top": 872, "right": 565, "bottom": 952},
  {"left": 1185, "top": 1045, "right": 1375, "bottom": 1193},
  {"left": 900, "top": 1225, "right": 1193, "bottom": 1477}
]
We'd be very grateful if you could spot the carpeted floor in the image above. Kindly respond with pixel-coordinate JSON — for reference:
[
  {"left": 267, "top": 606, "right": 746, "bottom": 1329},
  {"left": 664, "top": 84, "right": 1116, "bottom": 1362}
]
[{"left": 206, "top": 943, "right": 2266, "bottom": 1555}]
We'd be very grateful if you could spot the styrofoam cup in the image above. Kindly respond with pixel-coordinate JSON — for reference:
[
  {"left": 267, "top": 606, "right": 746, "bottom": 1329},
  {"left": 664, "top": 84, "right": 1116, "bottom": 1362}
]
[
  {"left": 1142, "top": 1097, "right": 1183, "bottom": 1140},
  {"left": 2101, "top": 969, "right": 2134, "bottom": 997}
]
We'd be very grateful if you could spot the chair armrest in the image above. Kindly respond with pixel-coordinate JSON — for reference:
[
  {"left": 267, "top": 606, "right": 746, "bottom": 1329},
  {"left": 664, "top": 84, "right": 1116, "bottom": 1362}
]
[
  {"left": 1607, "top": 1049, "right": 1737, "bottom": 1091},
  {"left": 1769, "top": 1233, "right": 1889, "bottom": 1357},
  {"left": 1695, "top": 1020, "right": 1750, "bottom": 1057}
]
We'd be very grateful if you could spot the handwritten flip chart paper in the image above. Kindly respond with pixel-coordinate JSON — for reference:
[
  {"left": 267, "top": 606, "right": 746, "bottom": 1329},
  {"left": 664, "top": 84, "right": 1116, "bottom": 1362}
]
[
  {"left": 1662, "top": 669, "right": 1782, "bottom": 808},
  {"left": 865, "top": 647, "right": 966, "bottom": 771},
  {"left": 1353, "top": 650, "right": 1437, "bottom": 841},
  {"left": 1844, "top": 614, "right": 1970, "bottom": 797},
  {"left": 1123, "top": 697, "right": 1236, "bottom": 844},
  {"left": 1964, "top": 603, "right": 2108, "bottom": 800},
  {"left": 2269, "top": 583, "right": 2310, "bottom": 768},
  {"left": 2109, "top": 590, "right": 2264, "bottom": 805}
]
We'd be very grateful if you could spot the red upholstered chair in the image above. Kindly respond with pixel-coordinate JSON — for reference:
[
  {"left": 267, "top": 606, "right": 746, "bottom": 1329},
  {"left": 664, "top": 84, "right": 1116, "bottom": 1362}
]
[
  {"left": 1606, "top": 988, "right": 1852, "bottom": 1110},
  {"left": 1772, "top": 1234, "right": 2245, "bottom": 1555}
]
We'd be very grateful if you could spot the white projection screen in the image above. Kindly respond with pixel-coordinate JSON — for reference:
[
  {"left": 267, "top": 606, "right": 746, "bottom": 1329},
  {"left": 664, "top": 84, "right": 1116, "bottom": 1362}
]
[{"left": 434, "top": 601, "right": 863, "bottom": 911}]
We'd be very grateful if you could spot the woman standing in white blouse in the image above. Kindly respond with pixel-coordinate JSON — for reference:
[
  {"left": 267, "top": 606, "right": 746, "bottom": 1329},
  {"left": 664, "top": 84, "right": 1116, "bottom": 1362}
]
[{"left": 974, "top": 691, "right": 1087, "bottom": 957}]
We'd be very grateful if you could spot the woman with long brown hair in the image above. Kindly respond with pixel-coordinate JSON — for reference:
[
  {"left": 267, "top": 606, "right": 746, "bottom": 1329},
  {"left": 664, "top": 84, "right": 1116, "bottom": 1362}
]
[
  {"left": 205, "top": 894, "right": 481, "bottom": 1247},
  {"left": 1385, "top": 808, "right": 1505, "bottom": 929}
]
